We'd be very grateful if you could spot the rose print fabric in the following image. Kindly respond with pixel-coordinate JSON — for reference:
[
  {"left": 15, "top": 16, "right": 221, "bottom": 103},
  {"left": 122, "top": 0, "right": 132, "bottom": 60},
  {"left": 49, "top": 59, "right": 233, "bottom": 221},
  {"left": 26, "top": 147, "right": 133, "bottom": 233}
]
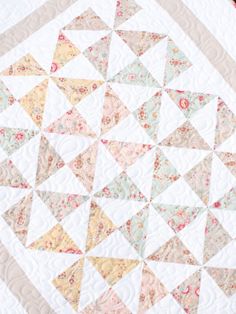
[{"left": 0, "top": 1, "right": 235, "bottom": 313}]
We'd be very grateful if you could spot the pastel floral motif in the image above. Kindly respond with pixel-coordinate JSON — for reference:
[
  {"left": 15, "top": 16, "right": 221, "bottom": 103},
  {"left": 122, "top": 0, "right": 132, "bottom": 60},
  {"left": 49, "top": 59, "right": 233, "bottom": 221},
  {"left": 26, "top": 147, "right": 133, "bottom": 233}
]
[
  {"left": 53, "top": 258, "right": 84, "bottom": 310},
  {"left": 203, "top": 212, "right": 232, "bottom": 263},
  {"left": 133, "top": 91, "right": 162, "bottom": 142},
  {"left": 211, "top": 186, "right": 236, "bottom": 210},
  {"left": 0, "top": 159, "right": 30, "bottom": 189},
  {"left": 119, "top": 206, "right": 149, "bottom": 256},
  {"left": 116, "top": 30, "right": 166, "bottom": 56},
  {"left": 138, "top": 263, "right": 167, "bottom": 314},
  {"left": 45, "top": 107, "right": 96, "bottom": 137},
  {"left": 86, "top": 201, "right": 116, "bottom": 251},
  {"left": 50, "top": 31, "right": 80, "bottom": 73},
  {"left": 216, "top": 151, "right": 236, "bottom": 177},
  {"left": 69, "top": 142, "right": 98, "bottom": 193},
  {"left": 151, "top": 147, "right": 180, "bottom": 199},
  {"left": 88, "top": 256, "right": 139, "bottom": 285},
  {"left": 0, "top": 53, "right": 46, "bottom": 75},
  {"left": 161, "top": 121, "right": 210, "bottom": 150},
  {"left": 172, "top": 271, "right": 201, "bottom": 314},
  {"left": 214, "top": 98, "right": 236, "bottom": 147},
  {"left": 36, "top": 190, "right": 88, "bottom": 221},
  {"left": 184, "top": 154, "right": 212, "bottom": 205},
  {"left": 82, "top": 288, "right": 131, "bottom": 314},
  {"left": 29, "top": 223, "right": 82, "bottom": 254},
  {"left": 153, "top": 203, "right": 205, "bottom": 233},
  {"left": 101, "top": 85, "right": 130, "bottom": 135},
  {"left": 164, "top": 38, "right": 192, "bottom": 84},
  {"left": 110, "top": 59, "right": 159, "bottom": 87},
  {"left": 114, "top": 0, "right": 141, "bottom": 27},
  {"left": 19, "top": 79, "right": 49, "bottom": 128},
  {"left": 148, "top": 236, "right": 198, "bottom": 265},
  {"left": 207, "top": 267, "right": 236, "bottom": 297},
  {"left": 3, "top": 193, "right": 33, "bottom": 245},
  {"left": 35, "top": 135, "right": 65, "bottom": 186},
  {"left": 52, "top": 77, "right": 104, "bottom": 105},
  {"left": 0, "top": 127, "right": 37, "bottom": 154},
  {"left": 166, "top": 89, "right": 215, "bottom": 118},
  {"left": 63, "top": 8, "right": 109, "bottom": 30},
  {"left": 84, "top": 34, "right": 112, "bottom": 78},
  {"left": 0, "top": 80, "right": 15, "bottom": 113},
  {"left": 102, "top": 139, "right": 152, "bottom": 169},
  {"left": 94, "top": 171, "right": 147, "bottom": 201}
]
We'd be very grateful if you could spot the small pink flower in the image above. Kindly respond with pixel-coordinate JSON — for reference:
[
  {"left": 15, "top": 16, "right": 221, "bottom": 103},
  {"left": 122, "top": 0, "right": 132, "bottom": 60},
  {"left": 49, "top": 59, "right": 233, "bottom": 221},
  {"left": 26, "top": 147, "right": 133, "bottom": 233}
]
[
  {"left": 58, "top": 33, "right": 65, "bottom": 41},
  {"left": 50, "top": 62, "right": 58, "bottom": 73},
  {"left": 117, "top": 11, "right": 123, "bottom": 16},
  {"left": 128, "top": 73, "right": 136, "bottom": 81},
  {"left": 15, "top": 132, "right": 24, "bottom": 141},
  {"left": 213, "top": 201, "right": 221, "bottom": 208},
  {"left": 179, "top": 98, "right": 189, "bottom": 109}
]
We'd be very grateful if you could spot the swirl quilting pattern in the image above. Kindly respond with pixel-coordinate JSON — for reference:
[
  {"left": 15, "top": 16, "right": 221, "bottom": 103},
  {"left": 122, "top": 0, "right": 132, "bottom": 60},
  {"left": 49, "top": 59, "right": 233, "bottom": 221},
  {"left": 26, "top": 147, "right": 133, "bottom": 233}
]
[{"left": 0, "top": 0, "right": 236, "bottom": 313}]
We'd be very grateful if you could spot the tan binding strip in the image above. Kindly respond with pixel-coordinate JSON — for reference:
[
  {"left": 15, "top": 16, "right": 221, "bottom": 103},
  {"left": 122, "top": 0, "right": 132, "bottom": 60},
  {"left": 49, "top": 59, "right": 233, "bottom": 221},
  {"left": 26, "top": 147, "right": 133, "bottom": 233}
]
[
  {"left": 0, "top": 241, "right": 55, "bottom": 314},
  {"left": 156, "top": 0, "right": 236, "bottom": 92},
  {"left": 0, "top": 0, "right": 78, "bottom": 57}
]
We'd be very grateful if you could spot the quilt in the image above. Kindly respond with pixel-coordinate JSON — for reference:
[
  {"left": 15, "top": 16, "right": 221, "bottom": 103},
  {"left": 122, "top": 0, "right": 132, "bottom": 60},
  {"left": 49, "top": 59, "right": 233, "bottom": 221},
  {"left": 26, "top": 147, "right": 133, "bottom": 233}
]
[{"left": 0, "top": 0, "right": 236, "bottom": 313}]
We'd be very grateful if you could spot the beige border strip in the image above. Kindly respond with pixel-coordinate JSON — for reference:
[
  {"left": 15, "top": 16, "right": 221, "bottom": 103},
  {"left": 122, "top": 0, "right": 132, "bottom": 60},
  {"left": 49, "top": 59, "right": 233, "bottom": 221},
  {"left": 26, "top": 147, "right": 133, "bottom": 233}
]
[
  {"left": 156, "top": 0, "right": 236, "bottom": 93},
  {"left": 0, "top": 0, "right": 78, "bottom": 57},
  {"left": 0, "top": 241, "right": 55, "bottom": 314}
]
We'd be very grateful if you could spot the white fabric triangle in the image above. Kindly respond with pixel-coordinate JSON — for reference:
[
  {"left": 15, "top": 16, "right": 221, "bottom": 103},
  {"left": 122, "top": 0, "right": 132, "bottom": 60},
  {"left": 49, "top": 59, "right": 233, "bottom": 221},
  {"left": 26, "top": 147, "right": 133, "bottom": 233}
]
[
  {"left": 79, "top": 258, "right": 109, "bottom": 310},
  {"left": 117, "top": 6, "right": 166, "bottom": 33},
  {"left": 190, "top": 97, "right": 218, "bottom": 149},
  {"left": 62, "top": 199, "right": 91, "bottom": 253},
  {"left": 147, "top": 260, "right": 199, "bottom": 292},
  {"left": 76, "top": 84, "right": 106, "bottom": 135},
  {"left": 205, "top": 239, "right": 235, "bottom": 268},
  {"left": 63, "top": 30, "right": 110, "bottom": 51},
  {"left": 37, "top": 165, "right": 88, "bottom": 195},
  {"left": 94, "top": 198, "right": 146, "bottom": 227},
  {"left": 0, "top": 188, "right": 31, "bottom": 213},
  {"left": 178, "top": 211, "right": 207, "bottom": 264},
  {"left": 146, "top": 294, "right": 185, "bottom": 314},
  {"left": 158, "top": 91, "right": 186, "bottom": 143},
  {"left": 127, "top": 147, "right": 156, "bottom": 199},
  {"left": 26, "top": 192, "right": 57, "bottom": 246},
  {"left": 53, "top": 54, "right": 104, "bottom": 80},
  {"left": 91, "top": 0, "right": 116, "bottom": 28},
  {"left": 87, "top": 230, "right": 140, "bottom": 259},
  {"left": 110, "top": 83, "right": 159, "bottom": 112},
  {"left": 27, "top": 250, "right": 79, "bottom": 279},
  {"left": 160, "top": 146, "right": 210, "bottom": 176},
  {"left": 154, "top": 177, "right": 205, "bottom": 207},
  {"left": 217, "top": 130, "right": 236, "bottom": 153},
  {"left": 102, "top": 115, "right": 154, "bottom": 144},
  {"left": 44, "top": 132, "right": 95, "bottom": 164},
  {"left": 42, "top": 79, "right": 72, "bottom": 129},
  {"left": 210, "top": 209, "right": 236, "bottom": 239},
  {"left": 144, "top": 205, "right": 175, "bottom": 258},
  {"left": 0, "top": 76, "right": 45, "bottom": 99},
  {"left": 93, "top": 141, "right": 122, "bottom": 193},
  {"left": 107, "top": 32, "right": 136, "bottom": 79},
  {"left": 113, "top": 263, "right": 142, "bottom": 313},
  {"left": 140, "top": 37, "right": 168, "bottom": 86},
  {"left": 28, "top": 28, "right": 59, "bottom": 73},
  {"left": 198, "top": 270, "right": 230, "bottom": 314},
  {"left": 0, "top": 101, "right": 39, "bottom": 130},
  {"left": 209, "top": 153, "right": 236, "bottom": 205}
]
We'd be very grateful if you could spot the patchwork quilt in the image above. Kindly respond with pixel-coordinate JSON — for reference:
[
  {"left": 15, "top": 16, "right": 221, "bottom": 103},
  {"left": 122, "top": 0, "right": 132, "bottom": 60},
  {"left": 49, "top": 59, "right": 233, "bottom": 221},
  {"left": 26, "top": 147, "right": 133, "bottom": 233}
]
[{"left": 0, "top": 0, "right": 235, "bottom": 313}]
